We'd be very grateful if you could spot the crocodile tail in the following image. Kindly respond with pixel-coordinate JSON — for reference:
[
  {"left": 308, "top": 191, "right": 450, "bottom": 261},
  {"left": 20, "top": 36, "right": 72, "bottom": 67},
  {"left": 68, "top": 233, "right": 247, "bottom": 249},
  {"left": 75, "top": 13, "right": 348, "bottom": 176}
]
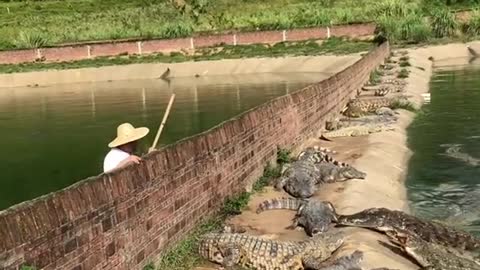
[
  {"left": 256, "top": 197, "right": 303, "bottom": 214},
  {"left": 313, "top": 146, "right": 338, "bottom": 154},
  {"left": 322, "top": 153, "right": 350, "bottom": 167}
]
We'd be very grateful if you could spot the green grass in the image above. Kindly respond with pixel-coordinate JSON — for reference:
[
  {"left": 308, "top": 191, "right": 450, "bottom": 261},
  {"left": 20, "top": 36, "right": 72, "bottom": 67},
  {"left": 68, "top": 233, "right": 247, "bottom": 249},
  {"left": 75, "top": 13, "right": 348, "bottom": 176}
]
[
  {"left": 391, "top": 98, "right": 417, "bottom": 112},
  {"left": 153, "top": 148, "right": 289, "bottom": 270},
  {"left": 369, "top": 69, "right": 382, "bottom": 84},
  {"left": 0, "top": 37, "right": 373, "bottom": 74},
  {"left": 399, "top": 60, "right": 412, "bottom": 67},
  {"left": 0, "top": 0, "right": 475, "bottom": 51},
  {"left": 397, "top": 68, "right": 410, "bottom": 78},
  {"left": 19, "top": 266, "right": 36, "bottom": 270}
]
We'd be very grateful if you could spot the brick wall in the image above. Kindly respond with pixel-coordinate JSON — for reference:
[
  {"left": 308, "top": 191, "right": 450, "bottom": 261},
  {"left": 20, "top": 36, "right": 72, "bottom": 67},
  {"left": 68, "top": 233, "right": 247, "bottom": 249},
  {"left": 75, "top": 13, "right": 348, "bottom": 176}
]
[
  {"left": 0, "top": 41, "right": 390, "bottom": 270},
  {"left": 0, "top": 23, "right": 376, "bottom": 65}
]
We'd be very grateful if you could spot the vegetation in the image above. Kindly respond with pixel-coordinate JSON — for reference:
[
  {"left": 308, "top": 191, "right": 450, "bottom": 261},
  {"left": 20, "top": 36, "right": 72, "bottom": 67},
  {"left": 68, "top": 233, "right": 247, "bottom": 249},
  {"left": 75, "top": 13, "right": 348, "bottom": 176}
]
[
  {"left": 0, "top": 37, "right": 373, "bottom": 74},
  {"left": 391, "top": 99, "right": 418, "bottom": 112},
  {"left": 369, "top": 69, "right": 382, "bottom": 84},
  {"left": 19, "top": 266, "right": 36, "bottom": 270},
  {"left": 0, "top": 0, "right": 478, "bottom": 51},
  {"left": 397, "top": 68, "right": 411, "bottom": 78},
  {"left": 152, "top": 148, "right": 290, "bottom": 270}
]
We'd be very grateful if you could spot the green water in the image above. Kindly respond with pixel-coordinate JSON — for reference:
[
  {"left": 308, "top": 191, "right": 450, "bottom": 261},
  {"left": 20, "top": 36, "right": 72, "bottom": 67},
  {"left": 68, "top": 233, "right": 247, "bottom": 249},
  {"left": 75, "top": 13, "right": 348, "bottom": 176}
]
[
  {"left": 407, "top": 60, "right": 480, "bottom": 236},
  {"left": 0, "top": 74, "right": 321, "bottom": 210}
]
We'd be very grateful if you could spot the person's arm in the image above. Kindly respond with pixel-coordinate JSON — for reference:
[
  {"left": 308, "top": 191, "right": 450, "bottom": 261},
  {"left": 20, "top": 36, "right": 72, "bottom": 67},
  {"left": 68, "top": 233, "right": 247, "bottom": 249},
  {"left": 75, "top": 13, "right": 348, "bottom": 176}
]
[{"left": 115, "top": 155, "right": 142, "bottom": 169}]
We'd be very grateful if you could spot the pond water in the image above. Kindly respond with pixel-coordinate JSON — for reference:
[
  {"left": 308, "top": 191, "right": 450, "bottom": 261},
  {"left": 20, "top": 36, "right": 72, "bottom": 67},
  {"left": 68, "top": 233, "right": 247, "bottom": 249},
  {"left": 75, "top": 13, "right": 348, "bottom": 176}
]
[
  {"left": 0, "top": 73, "right": 324, "bottom": 210},
  {"left": 407, "top": 60, "right": 480, "bottom": 236}
]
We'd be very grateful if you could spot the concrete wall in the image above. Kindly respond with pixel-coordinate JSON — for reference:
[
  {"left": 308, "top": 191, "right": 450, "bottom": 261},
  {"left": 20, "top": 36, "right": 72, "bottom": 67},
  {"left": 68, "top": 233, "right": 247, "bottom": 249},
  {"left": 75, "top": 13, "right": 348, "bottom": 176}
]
[
  {"left": 0, "top": 23, "right": 375, "bottom": 65},
  {"left": 0, "top": 54, "right": 362, "bottom": 88},
  {"left": 0, "top": 41, "right": 390, "bottom": 270}
]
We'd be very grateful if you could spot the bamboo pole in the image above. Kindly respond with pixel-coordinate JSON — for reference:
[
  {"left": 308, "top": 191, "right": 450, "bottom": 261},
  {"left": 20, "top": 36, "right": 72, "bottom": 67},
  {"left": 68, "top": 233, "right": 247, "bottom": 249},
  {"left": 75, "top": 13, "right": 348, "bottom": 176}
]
[{"left": 148, "top": 93, "right": 176, "bottom": 153}]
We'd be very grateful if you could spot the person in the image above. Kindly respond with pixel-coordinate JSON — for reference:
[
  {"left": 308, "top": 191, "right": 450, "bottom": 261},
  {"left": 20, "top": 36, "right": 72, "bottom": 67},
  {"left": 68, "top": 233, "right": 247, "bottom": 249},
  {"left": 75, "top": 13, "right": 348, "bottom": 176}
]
[{"left": 103, "top": 122, "right": 150, "bottom": 173}]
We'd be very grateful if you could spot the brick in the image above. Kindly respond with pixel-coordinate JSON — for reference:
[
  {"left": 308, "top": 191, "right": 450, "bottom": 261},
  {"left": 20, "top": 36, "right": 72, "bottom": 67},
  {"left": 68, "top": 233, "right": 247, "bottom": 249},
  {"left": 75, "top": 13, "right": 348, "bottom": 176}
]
[
  {"left": 64, "top": 238, "right": 77, "bottom": 254},
  {"left": 102, "top": 216, "right": 113, "bottom": 233},
  {"left": 106, "top": 241, "right": 116, "bottom": 258}
]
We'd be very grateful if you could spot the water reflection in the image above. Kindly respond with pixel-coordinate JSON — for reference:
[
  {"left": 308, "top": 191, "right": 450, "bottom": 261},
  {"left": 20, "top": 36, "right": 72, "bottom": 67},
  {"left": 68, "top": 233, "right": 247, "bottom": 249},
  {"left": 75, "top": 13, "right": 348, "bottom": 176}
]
[{"left": 0, "top": 73, "right": 324, "bottom": 210}]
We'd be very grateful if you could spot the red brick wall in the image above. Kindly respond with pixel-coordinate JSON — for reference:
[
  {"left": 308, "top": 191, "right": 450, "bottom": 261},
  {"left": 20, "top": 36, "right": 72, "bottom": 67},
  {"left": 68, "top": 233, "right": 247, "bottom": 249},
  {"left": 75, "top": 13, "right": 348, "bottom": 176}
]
[
  {"left": 0, "top": 41, "right": 390, "bottom": 270},
  {"left": 0, "top": 23, "right": 375, "bottom": 65}
]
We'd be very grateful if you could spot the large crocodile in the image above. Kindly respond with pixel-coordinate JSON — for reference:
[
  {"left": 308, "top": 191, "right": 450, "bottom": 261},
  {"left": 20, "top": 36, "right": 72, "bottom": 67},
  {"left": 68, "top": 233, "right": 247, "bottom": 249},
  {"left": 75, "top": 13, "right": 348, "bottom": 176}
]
[
  {"left": 440, "top": 143, "right": 480, "bottom": 166},
  {"left": 335, "top": 207, "right": 480, "bottom": 253},
  {"left": 385, "top": 228, "right": 480, "bottom": 270},
  {"left": 343, "top": 96, "right": 408, "bottom": 118},
  {"left": 198, "top": 231, "right": 346, "bottom": 270},
  {"left": 297, "top": 146, "right": 350, "bottom": 167},
  {"left": 321, "top": 124, "right": 395, "bottom": 139},
  {"left": 256, "top": 197, "right": 338, "bottom": 236},
  {"left": 275, "top": 160, "right": 366, "bottom": 198}
]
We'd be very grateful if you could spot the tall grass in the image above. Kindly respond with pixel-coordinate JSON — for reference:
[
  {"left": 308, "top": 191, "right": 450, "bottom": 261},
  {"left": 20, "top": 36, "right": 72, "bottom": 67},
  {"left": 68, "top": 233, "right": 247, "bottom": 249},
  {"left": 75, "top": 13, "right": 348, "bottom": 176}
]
[
  {"left": 429, "top": 6, "right": 458, "bottom": 38},
  {"left": 377, "top": 12, "right": 432, "bottom": 43},
  {"left": 461, "top": 8, "right": 480, "bottom": 35}
]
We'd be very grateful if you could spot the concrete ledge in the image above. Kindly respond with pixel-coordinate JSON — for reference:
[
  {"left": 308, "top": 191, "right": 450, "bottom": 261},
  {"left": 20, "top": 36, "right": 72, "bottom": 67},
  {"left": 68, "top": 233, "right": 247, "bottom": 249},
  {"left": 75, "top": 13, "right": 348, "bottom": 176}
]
[{"left": 0, "top": 54, "right": 361, "bottom": 88}]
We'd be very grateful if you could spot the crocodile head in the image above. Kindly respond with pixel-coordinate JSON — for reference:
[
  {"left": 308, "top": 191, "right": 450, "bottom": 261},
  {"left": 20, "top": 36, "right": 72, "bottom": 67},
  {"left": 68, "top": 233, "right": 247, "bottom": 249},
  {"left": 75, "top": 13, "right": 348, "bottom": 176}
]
[
  {"left": 312, "top": 231, "right": 345, "bottom": 253},
  {"left": 339, "top": 166, "right": 367, "bottom": 180},
  {"left": 385, "top": 229, "right": 431, "bottom": 268},
  {"left": 335, "top": 208, "right": 392, "bottom": 231},
  {"left": 302, "top": 201, "right": 339, "bottom": 236}
]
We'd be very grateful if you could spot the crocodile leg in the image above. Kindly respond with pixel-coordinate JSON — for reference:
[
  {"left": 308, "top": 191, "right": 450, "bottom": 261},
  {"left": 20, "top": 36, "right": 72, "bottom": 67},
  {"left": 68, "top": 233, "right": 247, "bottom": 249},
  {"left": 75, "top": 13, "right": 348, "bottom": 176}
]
[{"left": 215, "top": 243, "right": 244, "bottom": 268}]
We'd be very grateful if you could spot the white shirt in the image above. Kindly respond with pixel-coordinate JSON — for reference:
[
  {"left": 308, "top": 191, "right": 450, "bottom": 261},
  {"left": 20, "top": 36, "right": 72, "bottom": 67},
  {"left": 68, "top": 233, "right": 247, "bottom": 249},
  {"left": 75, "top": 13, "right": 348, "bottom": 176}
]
[{"left": 103, "top": 148, "right": 130, "bottom": 173}]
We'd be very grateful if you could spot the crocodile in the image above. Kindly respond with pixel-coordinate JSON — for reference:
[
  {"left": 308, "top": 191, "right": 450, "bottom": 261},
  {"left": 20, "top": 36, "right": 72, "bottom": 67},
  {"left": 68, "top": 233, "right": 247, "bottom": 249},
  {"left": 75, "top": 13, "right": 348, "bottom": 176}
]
[
  {"left": 381, "top": 76, "right": 408, "bottom": 86},
  {"left": 343, "top": 96, "right": 408, "bottom": 118},
  {"left": 198, "top": 231, "right": 345, "bottom": 270},
  {"left": 321, "top": 125, "right": 395, "bottom": 139},
  {"left": 361, "top": 85, "right": 390, "bottom": 97},
  {"left": 385, "top": 228, "right": 480, "bottom": 270},
  {"left": 335, "top": 207, "right": 480, "bottom": 253},
  {"left": 256, "top": 197, "right": 338, "bottom": 236},
  {"left": 297, "top": 146, "right": 350, "bottom": 167},
  {"left": 275, "top": 160, "right": 366, "bottom": 198},
  {"left": 316, "top": 162, "right": 366, "bottom": 183},
  {"left": 440, "top": 143, "right": 480, "bottom": 166}
]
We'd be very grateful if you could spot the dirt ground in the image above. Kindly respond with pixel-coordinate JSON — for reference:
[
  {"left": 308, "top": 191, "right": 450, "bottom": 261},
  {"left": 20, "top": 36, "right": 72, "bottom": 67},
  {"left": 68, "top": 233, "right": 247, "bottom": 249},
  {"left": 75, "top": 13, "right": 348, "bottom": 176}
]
[{"left": 193, "top": 42, "right": 476, "bottom": 269}]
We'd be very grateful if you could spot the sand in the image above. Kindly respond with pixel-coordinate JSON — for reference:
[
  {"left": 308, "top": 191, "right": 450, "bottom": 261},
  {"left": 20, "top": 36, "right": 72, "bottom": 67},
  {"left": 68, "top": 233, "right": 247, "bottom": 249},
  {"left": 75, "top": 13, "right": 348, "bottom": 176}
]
[{"left": 194, "top": 43, "right": 476, "bottom": 270}]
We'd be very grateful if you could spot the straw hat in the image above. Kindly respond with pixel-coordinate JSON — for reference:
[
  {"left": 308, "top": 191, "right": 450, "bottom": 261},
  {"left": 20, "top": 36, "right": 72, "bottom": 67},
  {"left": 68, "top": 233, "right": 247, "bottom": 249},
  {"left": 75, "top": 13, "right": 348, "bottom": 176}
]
[{"left": 108, "top": 123, "right": 150, "bottom": 148}]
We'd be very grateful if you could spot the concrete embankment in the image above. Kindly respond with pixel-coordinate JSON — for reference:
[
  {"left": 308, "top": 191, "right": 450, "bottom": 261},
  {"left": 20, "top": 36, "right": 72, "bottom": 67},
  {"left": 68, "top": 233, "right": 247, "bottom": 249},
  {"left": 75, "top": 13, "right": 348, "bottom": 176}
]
[
  {"left": 222, "top": 42, "right": 478, "bottom": 270},
  {"left": 0, "top": 54, "right": 361, "bottom": 88}
]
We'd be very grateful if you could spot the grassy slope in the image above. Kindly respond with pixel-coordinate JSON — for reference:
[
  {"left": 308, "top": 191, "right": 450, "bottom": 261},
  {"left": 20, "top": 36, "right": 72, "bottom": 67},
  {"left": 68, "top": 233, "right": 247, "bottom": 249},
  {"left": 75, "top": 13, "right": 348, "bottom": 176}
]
[
  {"left": 0, "top": 37, "right": 373, "bottom": 74},
  {"left": 0, "top": 0, "right": 435, "bottom": 50}
]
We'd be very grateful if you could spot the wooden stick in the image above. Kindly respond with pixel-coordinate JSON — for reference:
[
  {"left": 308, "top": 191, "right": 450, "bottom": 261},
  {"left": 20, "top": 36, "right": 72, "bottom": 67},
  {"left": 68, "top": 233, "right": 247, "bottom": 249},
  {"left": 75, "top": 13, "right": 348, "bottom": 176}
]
[{"left": 149, "top": 93, "right": 176, "bottom": 153}]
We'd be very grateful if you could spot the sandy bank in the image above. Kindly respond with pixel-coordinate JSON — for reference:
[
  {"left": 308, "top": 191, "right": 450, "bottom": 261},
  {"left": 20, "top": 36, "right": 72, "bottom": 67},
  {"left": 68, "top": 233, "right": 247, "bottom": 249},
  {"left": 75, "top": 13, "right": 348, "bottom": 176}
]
[
  {"left": 198, "top": 43, "right": 475, "bottom": 270},
  {"left": 0, "top": 54, "right": 361, "bottom": 88}
]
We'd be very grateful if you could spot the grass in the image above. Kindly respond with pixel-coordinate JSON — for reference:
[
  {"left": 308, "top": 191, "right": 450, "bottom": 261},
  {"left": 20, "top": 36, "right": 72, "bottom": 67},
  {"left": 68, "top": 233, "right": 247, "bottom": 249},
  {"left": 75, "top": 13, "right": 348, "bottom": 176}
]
[
  {"left": 152, "top": 148, "right": 290, "bottom": 270},
  {"left": 397, "top": 68, "right": 410, "bottom": 78},
  {"left": 0, "top": 37, "right": 373, "bottom": 74},
  {"left": 369, "top": 69, "right": 382, "bottom": 84},
  {"left": 391, "top": 98, "right": 417, "bottom": 112},
  {"left": 399, "top": 60, "right": 411, "bottom": 67},
  {"left": 0, "top": 0, "right": 476, "bottom": 51}
]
